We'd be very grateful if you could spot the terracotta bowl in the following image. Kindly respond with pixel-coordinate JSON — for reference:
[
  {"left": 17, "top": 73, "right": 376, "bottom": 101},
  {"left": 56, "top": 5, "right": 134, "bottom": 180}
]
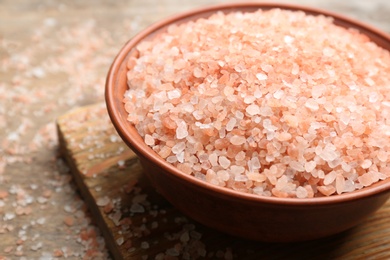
[{"left": 105, "top": 3, "right": 390, "bottom": 242}]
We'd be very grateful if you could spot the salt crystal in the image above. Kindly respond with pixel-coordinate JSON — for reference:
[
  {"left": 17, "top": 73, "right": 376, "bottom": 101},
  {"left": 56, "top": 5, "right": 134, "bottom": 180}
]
[
  {"left": 324, "top": 171, "right": 337, "bottom": 185},
  {"left": 358, "top": 173, "right": 375, "bottom": 187},
  {"left": 235, "top": 175, "right": 248, "bottom": 182},
  {"left": 304, "top": 161, "right": 316, "bottom": 172},
  {"left": 235, "top": 111, "right": 244, "bottom": 119},
  {"left": 218, "top": 156, "right": 231, "bottom": 169},
  {"left": 217, "top": 170, "right": 230, "bottom": 181},
  {"left": 244, "top": 95, "right": 256, "bottom": 104},
  {"left": 289, "top": 161, "right": 304, "bottom": 172},
  {"left": 344, "top": 179, "right": 356, "bottom": 192},
  {"left": 291, "top": 63, "right": 299, "bottom": 75},
  {"left": 172, "top": 142, "right": 186, "bottom": 154},
  {"left": 365, "top": 77, "right": 375, "bottom": 86},
  {"left": 193, "top": 67, "right": 203, "bottom": 78},
  {"left": 230, "top": 135, "right": 246, "bottom": 145},
  {"left": 254, "top": 89, "right": 262, "bottom": 98},
  {"left": 246, "top": 104, "right": 260, "bottom": 116},
  {"left": 377, "top": 151, "right": 388, "bottom": 162},
  {"left": 273, "top": 90, "right": 284, "bottom": 99},
  {"left": 167, "top": 89, "right": 181, "bottom": 99},
  {"left": 231, "top": 165, "right": 245, "bottom": 175},
  {"left": 176, "top": 151, "right": 185, "bottom": 163},
  {"left": 369, "top": 92, "right": 379, "bottom": 103},
  {"left": 251, "top": 157, "right": 261, "bottom": 169},
  {"left": 335, "top": 174, "right": 345, "bottom": 194},
  {"left": 361, "top": 159, "right": 372, "bottom": 169},
  {"left": 209, "top": 153, "right": 218, "bottom": 166},
  {"left": 176, "top": 120, "right": 188, "bottom": 139},
  {"left": 319, "top": 148, "right": 338, "bottom": 162},
  {"left": 305, "top": 99, "right": 319, "bottom": 111},
  {"left": 284, "top": 35, "right": 295, "bottom": 44},
  {"left": 311, "top": 84, "right": 326, "bottom": 98},
  {"left": 226, "top": 118, "right": 236, "bottom": 131},
  {"left": 235, "top": 151, "right": 246, "bottom": 161},
  {"left": 256, "top": 73, "right": 268, "bottom": 81},
  {"left": 223, "top": 86, "right": 234, "bottom": 96},
  {"left": 340, "top": 113, "right": 350, "bottom": 125},
  {"left": 323, "top": 47, "right": 335, "bottom": 57},
  {"left": 296, "top": 186, "right": 308, "bottom": 198},
  {"left": 144, "top": 134, "right": 155, "bottom": 146}
]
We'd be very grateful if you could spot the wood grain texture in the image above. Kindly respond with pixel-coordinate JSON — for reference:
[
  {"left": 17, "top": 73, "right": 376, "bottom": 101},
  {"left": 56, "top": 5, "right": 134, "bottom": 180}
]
[{"left": 57, "top": 103, "right": 390, "bottom": 260}]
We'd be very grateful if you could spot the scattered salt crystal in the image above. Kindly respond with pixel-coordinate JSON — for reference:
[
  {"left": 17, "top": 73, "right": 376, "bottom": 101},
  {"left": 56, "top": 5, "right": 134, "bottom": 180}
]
[
  {"left": 115, "top": 160, "right": 125, "bottom": 168},
  {"left": 130, "top": 203, "right": 145, "bottom": 213},
  {"left": 116, "top": 237, "right": 124, "bottom": 246},
  {"left": 31, "top": 242, "right": 43, "bottom": 251},
  {"left": 180, "top": 231, "right": 190, "bottom": 243},
  {"left": 36, "top": 217, "right": 46, "bottom": 225},
  {"left": 31, "top": 67, "right": 46, "bottom": 78},
  {"left": 141, "top": 241, "right": 150, "bottom": 249},
  {"left": 97, "top": 196, "right": 110, "bottom": 207},
  {"left": 4, "top": 212, "right": 15, "bottom": 220}
]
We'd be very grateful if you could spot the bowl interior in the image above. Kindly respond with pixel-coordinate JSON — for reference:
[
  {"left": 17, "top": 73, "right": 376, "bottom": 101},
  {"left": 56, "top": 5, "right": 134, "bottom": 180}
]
[{"left": 106, "top": 2, "right": 390, "bottom": 206}]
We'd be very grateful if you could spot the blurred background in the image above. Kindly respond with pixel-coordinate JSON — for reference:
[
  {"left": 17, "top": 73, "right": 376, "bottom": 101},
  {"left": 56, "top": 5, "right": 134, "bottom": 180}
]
[{"left": 1, "top": 0, "right": 389, "bottom": 259}]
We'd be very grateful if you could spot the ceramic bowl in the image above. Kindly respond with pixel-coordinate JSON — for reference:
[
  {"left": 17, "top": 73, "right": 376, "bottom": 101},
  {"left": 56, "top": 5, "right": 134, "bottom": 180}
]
[{"left": 105, "top": 3, "right": 390, "bottom": 242}]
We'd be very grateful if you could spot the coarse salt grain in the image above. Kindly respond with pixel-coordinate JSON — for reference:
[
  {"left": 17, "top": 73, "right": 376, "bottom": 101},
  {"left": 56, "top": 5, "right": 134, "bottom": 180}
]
[{"left": 125, "top": 9, "right": 390, "bottom": 198}]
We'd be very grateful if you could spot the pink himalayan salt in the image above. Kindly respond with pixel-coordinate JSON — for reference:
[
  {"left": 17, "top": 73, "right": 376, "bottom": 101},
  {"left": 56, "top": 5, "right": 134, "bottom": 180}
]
[{"left": 124, "top": 9, "right": 390, "bottom": 198}]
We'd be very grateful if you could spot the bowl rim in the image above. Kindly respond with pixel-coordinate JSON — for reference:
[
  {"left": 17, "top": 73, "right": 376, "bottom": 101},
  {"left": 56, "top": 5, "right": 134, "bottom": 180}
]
[{"left": 106, "top": 2, "right": 390, "bottom": 206}]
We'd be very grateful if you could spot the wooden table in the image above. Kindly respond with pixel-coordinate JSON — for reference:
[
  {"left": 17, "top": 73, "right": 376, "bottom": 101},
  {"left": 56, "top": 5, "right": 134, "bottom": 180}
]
[{"left": 1, "top": 0, "right": 390, "bottom": 259}]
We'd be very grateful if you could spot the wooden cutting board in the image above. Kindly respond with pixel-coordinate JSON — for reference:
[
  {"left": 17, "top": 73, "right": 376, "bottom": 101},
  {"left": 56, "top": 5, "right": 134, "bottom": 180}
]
[{"left": 57, "top": 103, "right": 390, "bottom": 260}]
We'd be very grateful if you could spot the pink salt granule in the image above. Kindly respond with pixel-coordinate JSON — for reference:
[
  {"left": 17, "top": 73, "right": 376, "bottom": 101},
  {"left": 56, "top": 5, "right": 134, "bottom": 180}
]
[{"left": 124, "top": 9, "right": 390, "bottom": 198}]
